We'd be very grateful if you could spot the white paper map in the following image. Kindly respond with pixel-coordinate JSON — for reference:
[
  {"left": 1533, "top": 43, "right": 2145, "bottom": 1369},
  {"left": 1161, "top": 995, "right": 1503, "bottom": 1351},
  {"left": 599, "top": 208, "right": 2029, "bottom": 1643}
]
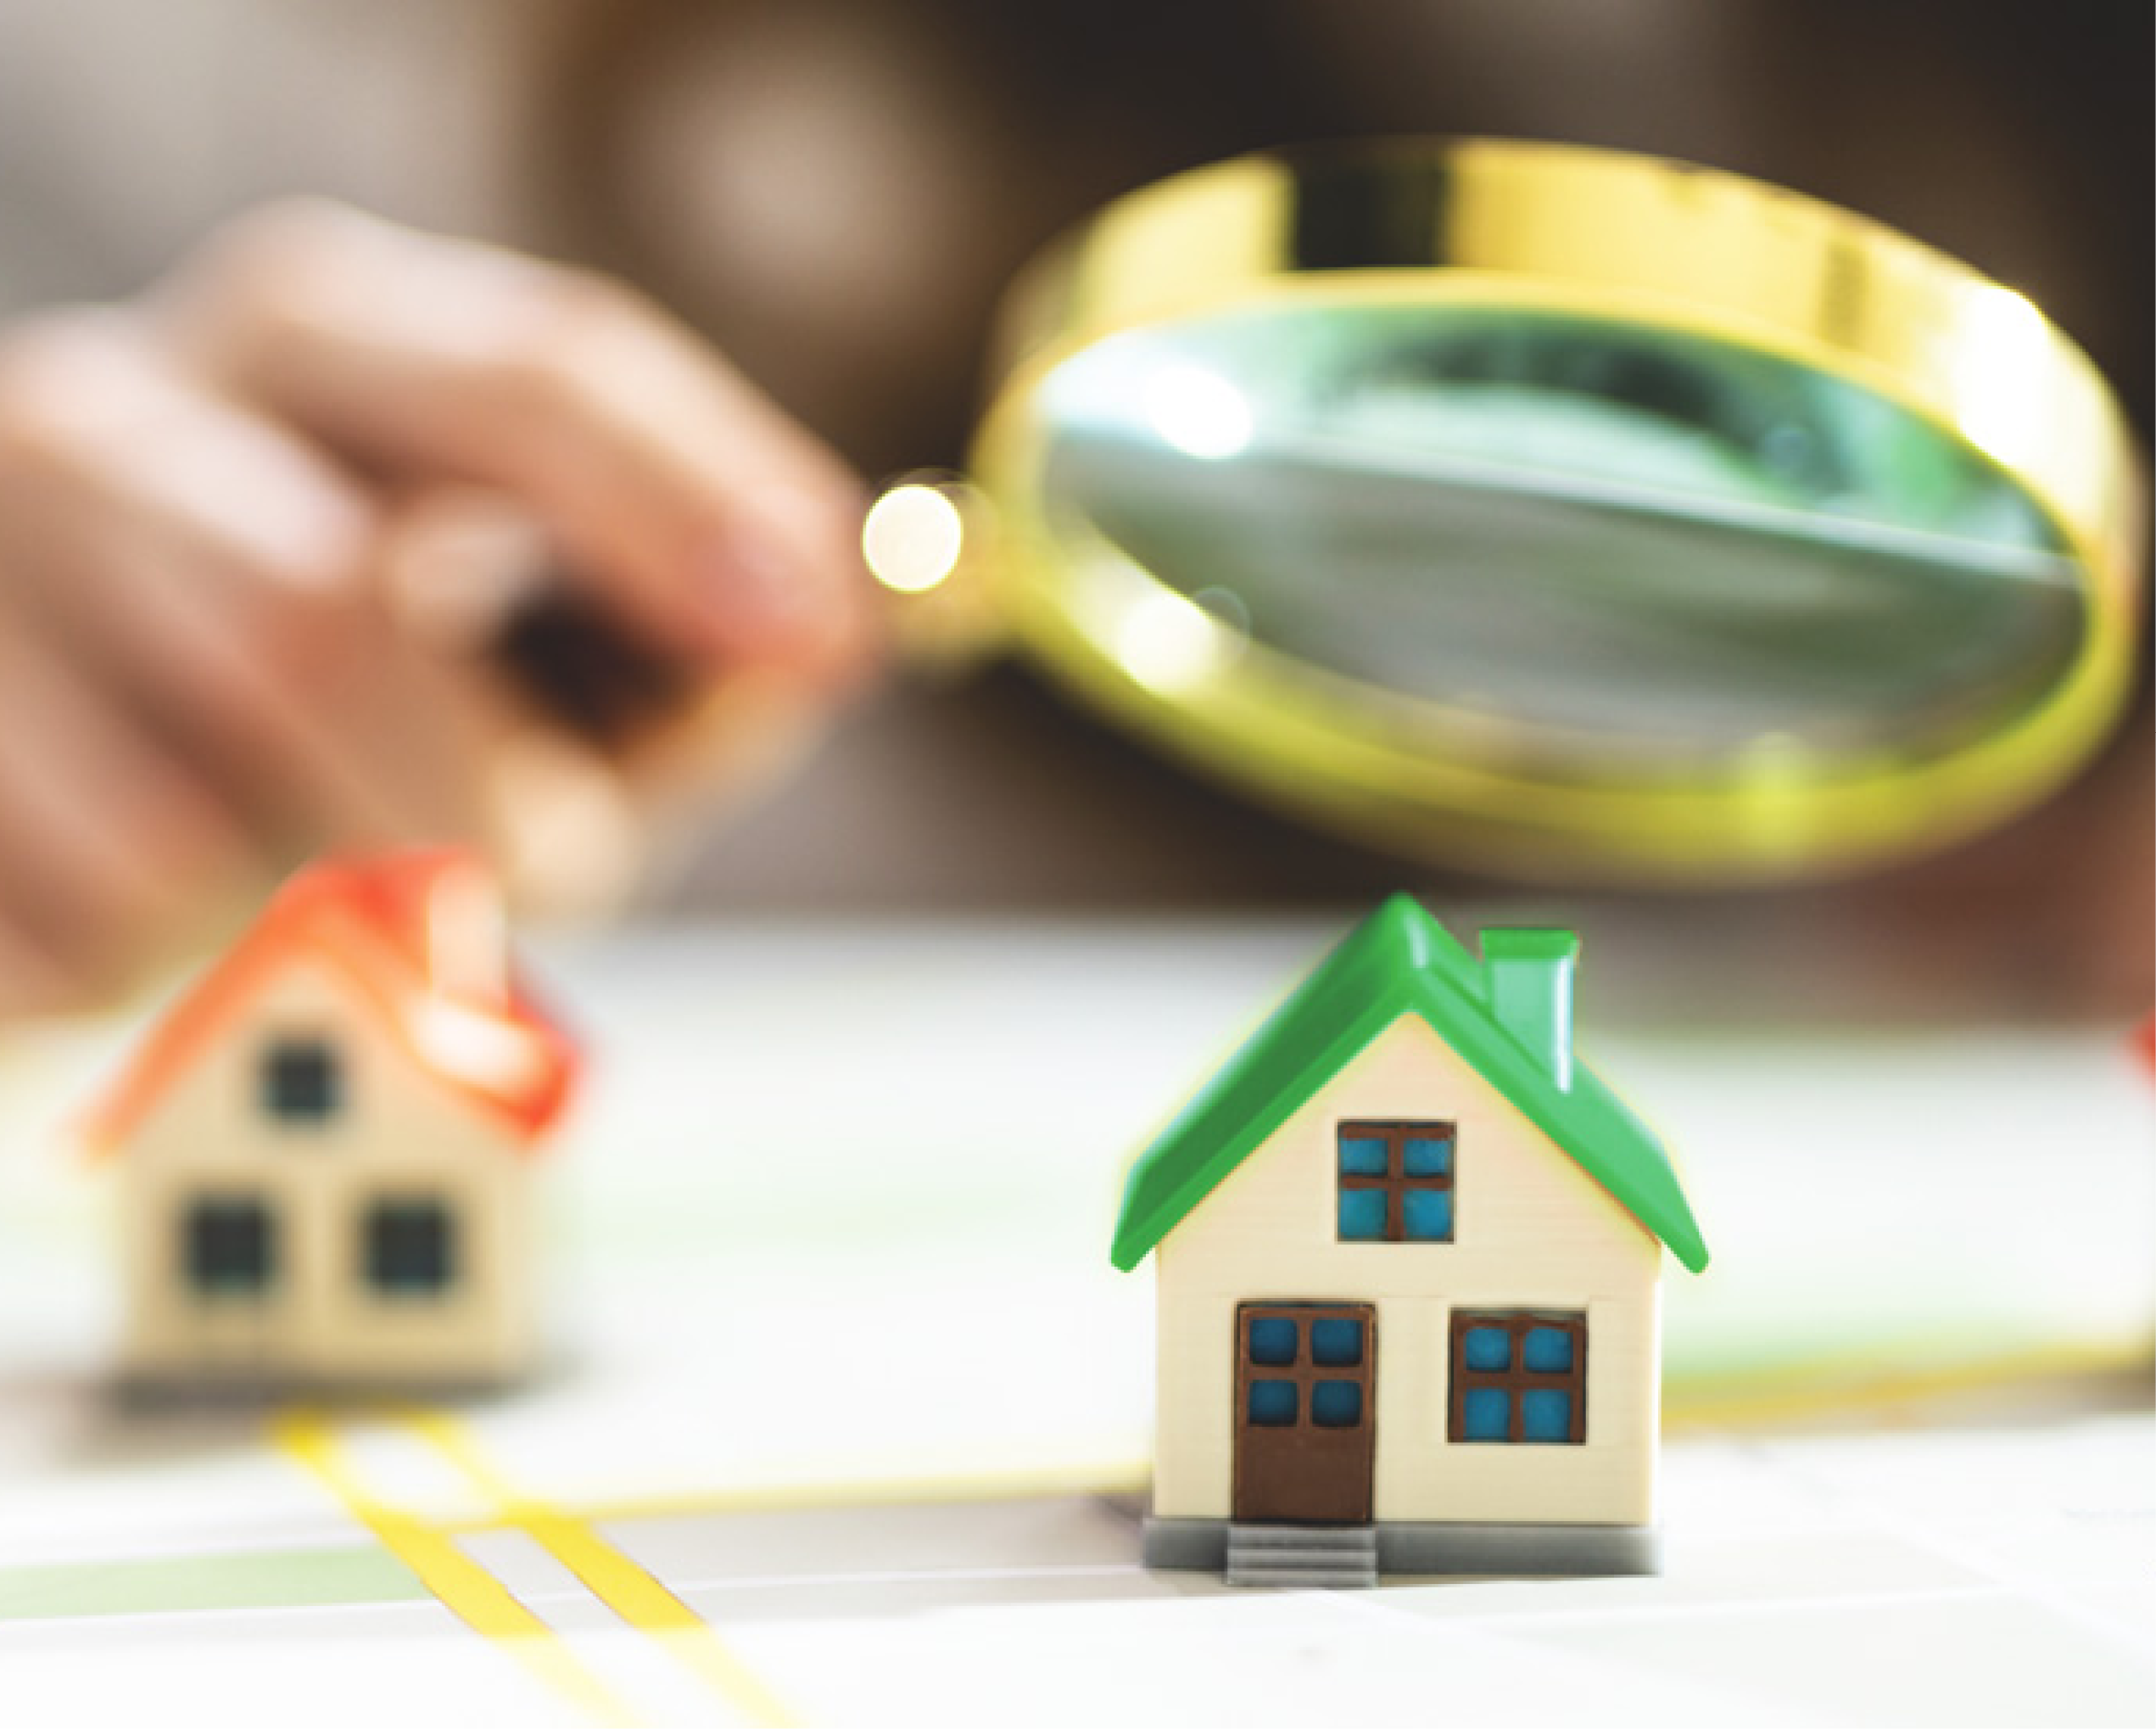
[{"left": 1, "top": 918, "right": 2151, "bottom": 1726}]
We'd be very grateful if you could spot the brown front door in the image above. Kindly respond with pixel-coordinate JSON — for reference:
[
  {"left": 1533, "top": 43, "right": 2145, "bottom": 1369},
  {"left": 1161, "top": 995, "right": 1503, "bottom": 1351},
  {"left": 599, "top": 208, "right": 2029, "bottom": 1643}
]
[{"left": 1232, "top": 1301, "right": 1376, "bottom": 1524}]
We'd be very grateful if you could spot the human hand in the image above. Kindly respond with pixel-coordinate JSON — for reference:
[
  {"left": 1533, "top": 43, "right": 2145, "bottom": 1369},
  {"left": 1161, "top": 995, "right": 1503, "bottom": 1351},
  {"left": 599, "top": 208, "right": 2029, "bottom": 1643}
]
[{"left": 0, "top": 202, "right": 878, "bottom": 1015}]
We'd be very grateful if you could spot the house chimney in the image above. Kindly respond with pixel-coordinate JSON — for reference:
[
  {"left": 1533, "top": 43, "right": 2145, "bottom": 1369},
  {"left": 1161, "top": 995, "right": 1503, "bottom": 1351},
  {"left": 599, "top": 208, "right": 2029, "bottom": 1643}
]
[{"left": 1481, "top": 929, "right": 1578, "bottom": 1089}]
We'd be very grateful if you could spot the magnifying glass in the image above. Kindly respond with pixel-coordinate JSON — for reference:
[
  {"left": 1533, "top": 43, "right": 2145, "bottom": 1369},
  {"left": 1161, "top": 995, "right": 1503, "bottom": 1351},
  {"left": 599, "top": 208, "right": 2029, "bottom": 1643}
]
[{"left": 855, "top": 137, "right": 2144, "bottom": 885}]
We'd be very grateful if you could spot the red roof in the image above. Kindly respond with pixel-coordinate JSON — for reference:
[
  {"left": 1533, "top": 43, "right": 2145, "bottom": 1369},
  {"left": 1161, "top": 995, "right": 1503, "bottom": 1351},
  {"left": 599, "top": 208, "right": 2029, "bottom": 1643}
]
[{"left": 85, "top": 849, "right": 578, "bottom": 1154}]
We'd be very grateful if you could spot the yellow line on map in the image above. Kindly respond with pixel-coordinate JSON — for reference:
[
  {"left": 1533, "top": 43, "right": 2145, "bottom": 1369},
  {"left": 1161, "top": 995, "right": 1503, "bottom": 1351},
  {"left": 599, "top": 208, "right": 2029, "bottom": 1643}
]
[
  {"left": 435, "top": 1458, "right": 1150, "bottom": 1536},
  {"left": 273, "top": 1409, "right": 637, "bottom": 1726},
  {"left": 398, "top": 1407, "right": 797, "bottom": 1729},
  {"left": 1665, "top": 1340, "right": 2153, "bottom": 1430}
]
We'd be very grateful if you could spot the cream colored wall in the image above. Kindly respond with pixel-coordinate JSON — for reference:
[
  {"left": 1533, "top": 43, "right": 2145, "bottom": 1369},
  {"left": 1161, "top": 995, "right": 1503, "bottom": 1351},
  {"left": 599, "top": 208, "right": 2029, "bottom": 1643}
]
[
  {"left": 1153, "top": 1011, "right": 1662, "bottom": 1526},
  {"left": 116, "top": 960, "right": 537, "bottom": 1384}
]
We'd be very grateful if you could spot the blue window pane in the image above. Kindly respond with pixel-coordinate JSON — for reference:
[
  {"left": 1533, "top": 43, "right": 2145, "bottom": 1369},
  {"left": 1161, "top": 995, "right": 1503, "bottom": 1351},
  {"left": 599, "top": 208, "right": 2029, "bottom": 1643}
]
[
  {"left": 1248, "top": 1380, "right": 1297, "bottom": 1426},
  {"left": 1463, "top": 1326, "right": 1511, "bottom": 1372},
  {"left": 1522, "top": 1390, "right": 1575, "bottom": 1441},
  {"left": 1523, "top": 1326, "right": 1575, "bottom": 1374},
  {"left": 1338, "top": 1135, "right": 1388, "bottom": 1176},
  {"left": 1338, "top": 1187, "right": 1387, "bottom": 1240},
  {"left": 1462, "top": 1386, "right": 1510, "bottom": 1441},
  {"left": 1311, "top": 1380, "right": 1363, "bottom": 1427},
  {"left": 1401, "top": 1134, "right": 1453, "bottom": 1177},
  {"left": 1248, "top": 1317, "right": 1297, "bottom": 1366},
  {"left": 1403, "top": 1189, "right": 1454, "bottom": 1241},
  {"left": 1310, "top": 1318, "right": 1364, "bottom": 1367}
]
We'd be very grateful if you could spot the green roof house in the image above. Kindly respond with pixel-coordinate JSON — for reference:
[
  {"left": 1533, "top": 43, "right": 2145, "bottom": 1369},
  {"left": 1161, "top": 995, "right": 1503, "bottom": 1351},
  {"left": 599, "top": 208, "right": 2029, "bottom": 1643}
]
[{"left": 1113, "top": 895, "right": 1706, "bottom": 1586}]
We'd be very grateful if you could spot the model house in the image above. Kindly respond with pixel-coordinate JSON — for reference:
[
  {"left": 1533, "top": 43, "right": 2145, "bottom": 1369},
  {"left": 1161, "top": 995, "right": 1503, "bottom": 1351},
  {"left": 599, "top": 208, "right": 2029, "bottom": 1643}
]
[
  {"left": 85, "top": 849, "right": 578, "bottom": 1389},
  {"left": 1111, "top": 895, "right": 1707, "bottom": 1586}
]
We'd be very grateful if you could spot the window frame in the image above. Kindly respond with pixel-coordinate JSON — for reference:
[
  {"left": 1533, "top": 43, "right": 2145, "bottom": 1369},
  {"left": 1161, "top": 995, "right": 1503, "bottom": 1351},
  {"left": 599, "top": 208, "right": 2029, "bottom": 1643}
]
[
  {"left": 183, "top": 1194, "right": 277, "bottom": 1297},
  {"left": 1336, "top": 1118, "right": 1457, "bottom": 1243},
  {"left": 1448, "top": 1311, "right": 1588, "bottom": 1444},
  {"left": 260, "top": 1035, "right": 343, "bottom": 1128},
  {"left": 361, "top": 1196, "right": 458, "bottom": 1297}
]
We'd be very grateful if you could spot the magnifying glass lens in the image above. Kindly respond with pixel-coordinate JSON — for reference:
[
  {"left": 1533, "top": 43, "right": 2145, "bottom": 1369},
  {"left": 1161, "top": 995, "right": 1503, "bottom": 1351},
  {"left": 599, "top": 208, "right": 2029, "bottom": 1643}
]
[
  {"left": 1035, "top": 303, "right": 2084, "bottom": 775},
  {"left": 959, "top": 142, "right": 2136, "bottom": 879}
]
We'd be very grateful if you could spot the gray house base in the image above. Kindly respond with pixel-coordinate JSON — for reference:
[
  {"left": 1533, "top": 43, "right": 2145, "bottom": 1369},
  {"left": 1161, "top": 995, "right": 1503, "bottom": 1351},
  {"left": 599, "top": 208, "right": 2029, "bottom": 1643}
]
[{"left": 1145, "top": 1516, "right": 1662, "bottom": 1583}]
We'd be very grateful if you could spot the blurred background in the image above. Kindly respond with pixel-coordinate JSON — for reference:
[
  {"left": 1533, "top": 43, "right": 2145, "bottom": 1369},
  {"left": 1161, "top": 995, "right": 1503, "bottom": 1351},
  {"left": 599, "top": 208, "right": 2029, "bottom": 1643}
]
[
  {"left": 0, "top": 16, "right": 2148, "bottom": 1707},
  {"left": 0, "top": 0, "right": 2147, "bottom": 1018}
]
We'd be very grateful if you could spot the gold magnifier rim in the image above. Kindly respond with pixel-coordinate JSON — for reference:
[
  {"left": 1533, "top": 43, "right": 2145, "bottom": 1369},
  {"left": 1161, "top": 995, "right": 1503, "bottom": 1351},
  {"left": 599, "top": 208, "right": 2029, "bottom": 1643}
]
[{"left": 964, "top": 137, "right": 2144, "bottom": 882}]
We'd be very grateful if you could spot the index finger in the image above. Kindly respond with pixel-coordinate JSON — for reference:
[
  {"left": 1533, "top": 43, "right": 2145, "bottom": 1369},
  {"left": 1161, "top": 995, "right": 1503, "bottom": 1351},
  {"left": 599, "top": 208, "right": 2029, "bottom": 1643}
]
[{"left": 155, "top": 203, "right": 878, "bottom": 689}]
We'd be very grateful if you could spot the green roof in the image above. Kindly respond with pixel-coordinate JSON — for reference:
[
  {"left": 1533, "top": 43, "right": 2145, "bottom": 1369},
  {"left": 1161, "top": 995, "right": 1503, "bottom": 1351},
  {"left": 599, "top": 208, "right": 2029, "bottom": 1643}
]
[{"left": 1109, "top": 896, "right": 1709, "bottom": 1273}]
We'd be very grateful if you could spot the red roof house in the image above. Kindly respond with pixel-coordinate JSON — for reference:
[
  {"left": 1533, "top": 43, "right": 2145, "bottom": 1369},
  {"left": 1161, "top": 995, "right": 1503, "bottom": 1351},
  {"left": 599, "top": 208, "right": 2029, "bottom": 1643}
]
[{"left": 90, "top": 849, "right": 577, "bottom": 1387}]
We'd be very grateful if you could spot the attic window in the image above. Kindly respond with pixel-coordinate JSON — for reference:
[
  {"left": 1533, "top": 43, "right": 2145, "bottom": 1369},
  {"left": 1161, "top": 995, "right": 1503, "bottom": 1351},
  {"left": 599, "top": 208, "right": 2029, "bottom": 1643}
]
[
  {"left": 263, "top": 1038, "right": 340, "bottom": 1126},
  {"left": 1338, "top": 1121, "right": 1455, "bottom": 1242}
]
